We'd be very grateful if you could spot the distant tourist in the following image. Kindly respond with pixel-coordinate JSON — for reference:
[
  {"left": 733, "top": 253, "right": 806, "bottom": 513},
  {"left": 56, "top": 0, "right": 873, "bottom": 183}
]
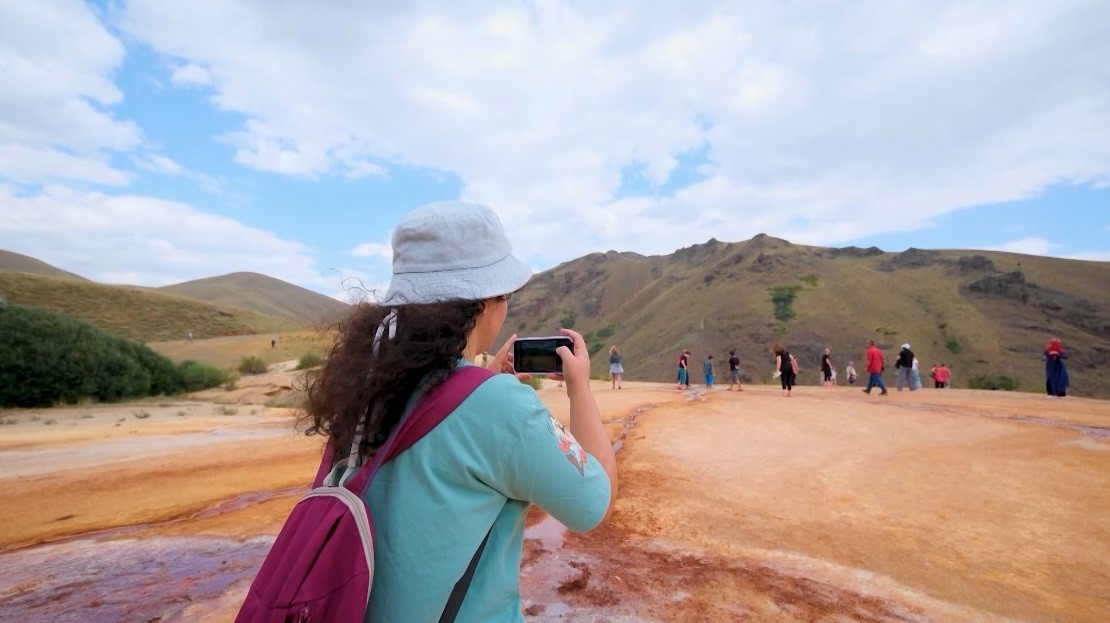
[
  {"left": 1043, "top": 338, "right": 1069, "bottom": 398},
  {"left": 727, "top": 350, "right": 743, "bottom": 391},
  {"left": 676, "top": 350, "right": 691, "bottom": 389},
  {"left": 772, "top": 344, "right": 798, "bottom": 397},
  {"left": 911, "top": 356, "right": 922, "bottom": 390},
  {"left": 271, "top": 336, "right": 277, "bottom": 348},
  {"left": 703, "top": 354, "right": 715, "bottom": 389},
  {"left": 187, "top": 331, "right": 193, "bottom": 342},
  {"left": 845, "top": 361, "right": 858, "bottom": 385},
  {"left": 934, "top": 363, "right": 951, "bottom": 389},
  {"left": 863, "top": 340, "right": 888, "bottom": 396},
  {"left": 829, "top": 367, "right": 838, "bottom": 386},
  {"left": 821, "top": 347, "right": 834, "bottom": 387},
  {"left": 609, "top": 346, "right": 624, "bottom": 390},
  {"left": 894, "top": 344, "right": 916, "bottom": 391}
]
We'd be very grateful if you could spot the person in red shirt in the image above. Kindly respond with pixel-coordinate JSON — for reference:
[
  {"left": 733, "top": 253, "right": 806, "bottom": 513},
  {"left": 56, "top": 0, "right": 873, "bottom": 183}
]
[
  {"left": 863, "top": 340, "right": 889, "bottom": 395},
  {"left": 934, "top": 363, "right": 951, "bottom": 388}
]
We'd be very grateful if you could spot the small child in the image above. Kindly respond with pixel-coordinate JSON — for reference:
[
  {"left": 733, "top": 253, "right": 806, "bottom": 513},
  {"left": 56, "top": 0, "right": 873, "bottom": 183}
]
[
  {"left": 846, "top": 361, "right": 858, "bottom": 385},
  {"left": 830, "top": 368, "right": 838, "bottom": 386},
  {"left": 703, "top": 355, "right": 715, "bottom": 388}
]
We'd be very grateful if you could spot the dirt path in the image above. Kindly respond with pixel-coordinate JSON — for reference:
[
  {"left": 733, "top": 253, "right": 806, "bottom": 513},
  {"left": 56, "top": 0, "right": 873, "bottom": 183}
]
[{"left": 0, "top": 382, "right": 1106, "bottom": 622}]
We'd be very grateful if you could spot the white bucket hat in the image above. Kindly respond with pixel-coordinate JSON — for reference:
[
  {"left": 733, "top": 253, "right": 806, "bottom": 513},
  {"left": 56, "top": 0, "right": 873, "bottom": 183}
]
[
  {"left": 901, "top": 343, "right": 911, "bottom": 349},
  {"left": 381, "top": 201, "right": 532, "bottom": 305}
]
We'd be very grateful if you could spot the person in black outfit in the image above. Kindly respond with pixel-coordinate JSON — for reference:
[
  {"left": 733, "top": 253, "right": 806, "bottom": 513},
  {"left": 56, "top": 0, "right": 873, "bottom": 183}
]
[
  {"left": 895, "top": 343, "right": 916, "bottom": 391},
  {"left": 772, "top": 343, "right": 796, "bottom": 397},
  {"left": 727, "top": 350, "right": 743, "bottom": 391},
  {"left": 820, "top": 347, "right": 833, "bottom": 387}
]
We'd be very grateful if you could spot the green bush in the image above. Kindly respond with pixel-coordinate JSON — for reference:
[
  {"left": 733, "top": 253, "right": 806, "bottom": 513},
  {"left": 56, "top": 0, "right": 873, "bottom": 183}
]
[
  {"left": 967, "top": 375, "right": 1018, "bottom": 391},
  {"left": 177, "top": 360, "right": 228, "bottom": 392},
  {"left": 558, "top": 310, "right": 577, "bottom": 329},
  {"left": 770, "top": 285, "right": 801, "bottom": 322},
  {"left": 295, "top": 352, "right": 325, "bottom": 370},
  {"left": 238, "top": 355, "right": 269, "bottom": 375},
  {"left": 0, "top": 305, "right": 199, "bottom": 408},
  {"left": 945, "top": 339, "right": 962, "bottom": 354}
]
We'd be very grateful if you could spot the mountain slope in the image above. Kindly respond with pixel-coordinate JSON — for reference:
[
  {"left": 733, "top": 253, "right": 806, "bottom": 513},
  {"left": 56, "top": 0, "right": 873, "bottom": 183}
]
[
  {"left": 0, "top": 250, "right": 87, "bottom": 281},
  {"left": 0, "top": 270, "right": 301, "bottom": 343},
  {"left": 158, "top": 272, "right": 348, "bottom": 325},
  {"left": 500, "top": 236, "right": 1110, "bottom": 397}
]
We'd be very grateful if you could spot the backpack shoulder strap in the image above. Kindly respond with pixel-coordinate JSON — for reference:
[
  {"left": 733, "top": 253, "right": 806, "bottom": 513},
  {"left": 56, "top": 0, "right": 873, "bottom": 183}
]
[{"left": 345, "top": 365, "right": 496, "bottom": 495}]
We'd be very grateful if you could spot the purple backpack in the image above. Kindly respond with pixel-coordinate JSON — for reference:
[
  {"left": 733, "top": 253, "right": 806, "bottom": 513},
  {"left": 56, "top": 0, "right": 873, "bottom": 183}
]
[{"left": 235, "top": 365, "right": 496, "bottom": 623}]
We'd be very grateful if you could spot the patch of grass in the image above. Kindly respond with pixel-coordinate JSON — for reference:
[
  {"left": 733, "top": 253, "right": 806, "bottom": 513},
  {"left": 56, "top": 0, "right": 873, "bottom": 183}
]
[
  {"left": 30, "top": 415, "right": 41, "bottom": 422},
  {"left": 222, "top": 374, "right": 240, "bottom": 391},
  {"left": 80, "top": 413, "right": 94, "bottom": 419},
  {"left": 770, "top": 285, "right": 802, "bottom": 323},
  {"left": 176, "top": 410, "right": 187, "bottom": 417},
  {"left": 1, "top": 418, "right": 16, "bottom": 425},
  {"left": 117, "top": 417, "right": 126, "bottom": 423},
  {"left": 558, "top": 310, "right": 578, "bottom": 329},
  {"left": 519, "top": 376, "right": 544, "bottom": 390},
  {"left": 800, "top": 274, "right": 819, "bottom": 287},
  {"left": 217, "top": 405, "right": 240, "bottom": 416},
  {"left": 295, "top": 352, "right": 325, "bottom": 370},
  {"left": 594, "top": 324, "right": 616, "bottom": 340},
  {"left": 264, "top": 392, "right": 305, "bottom": 409},
  {"left": 238, "top": 355, "right": 268, "bottom": 375},
  {"left": 43, "top": 418, "right": 57, "bottom": 425},
  {"left": 968, "top": 375, "right": 1018, "bottom": 391},
  {"left": 133, "top": 410, "right": 151, "bottom": 420},
  {"left": 945, "top": 339, "right": 962, "bottom": 354}
]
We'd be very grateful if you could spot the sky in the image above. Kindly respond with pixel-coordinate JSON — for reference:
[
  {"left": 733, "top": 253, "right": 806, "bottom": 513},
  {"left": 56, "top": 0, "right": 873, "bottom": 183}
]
[{"left": 0, "top": 0, "right": 1107, "bottom": 300}]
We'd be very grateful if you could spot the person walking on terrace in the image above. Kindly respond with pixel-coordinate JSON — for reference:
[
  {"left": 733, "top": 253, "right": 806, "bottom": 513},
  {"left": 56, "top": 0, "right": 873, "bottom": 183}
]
[
  {"left": 894, "top": 344, "right": 916, "bottom": 391},
  {"left": 609, "top": 346, "right": 624, "bottom": 390},
  {"left": 727, "top": 350, "right": 743, "bottom": 391},
  {"left": 1043, "top": 338, "right": 1069, "bottom": 398},
  {"left": 863, "top": 340, "right": 888, "bottom": 396}
]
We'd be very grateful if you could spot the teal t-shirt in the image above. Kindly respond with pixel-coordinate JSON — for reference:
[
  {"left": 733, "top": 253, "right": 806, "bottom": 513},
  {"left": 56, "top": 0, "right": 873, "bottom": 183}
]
[{"left": 329, "top": 367, "right": 611, "bottom": 623}]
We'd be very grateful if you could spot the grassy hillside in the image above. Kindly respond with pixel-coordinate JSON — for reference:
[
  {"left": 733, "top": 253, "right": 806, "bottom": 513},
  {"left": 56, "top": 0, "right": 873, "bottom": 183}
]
[
  {"left": 500, "top": 236, "right": 1110, "bottom": 397},
  {"left": 0, "top": 270, "right": 302, "bottom": 343},
  {"left": 158, "top": 271, "right": 348, "bottom": 325},
  {"left": 0, "top": 250, "right": 87, "bottom": 281}
]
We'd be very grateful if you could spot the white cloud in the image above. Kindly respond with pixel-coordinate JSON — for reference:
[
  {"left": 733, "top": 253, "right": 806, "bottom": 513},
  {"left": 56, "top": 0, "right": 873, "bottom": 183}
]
[
  {"left": 132, "top": 153, "right": 184, "bottom": 175},
  {"left": 989, "top": 237, "right": 1055, "bottom": 256},
  {"left": 170, "top": 62, "right": 212, "bottom": 87},
  {"left": 0, "top": 0, "right": 139, "bottom": 185},
  {"left": 0, "top": 184, "right": 335, "bottom": 290},
  {"left": 118, "top": 0, "right": 1110, "bottom": 261},
  {"left": 349, "top": 241, "right": 392, "bottom": 261}
]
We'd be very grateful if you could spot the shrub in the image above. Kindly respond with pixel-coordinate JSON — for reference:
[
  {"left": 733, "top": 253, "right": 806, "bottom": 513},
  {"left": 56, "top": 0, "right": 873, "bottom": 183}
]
[
  {"left": 295, "top": 352, "right": 325, "bottom": 370},
  {"left": 968, "top": 375, "right": 1018, "bottom": 391},
  {"left": 177, "top": 360, "right": 228, "bottom": 392},
  {"left": 238, "top": 355, "right": 268, "bottom": 375},
  {"left": 133, "top": 411, "right": 151, "bottom": 420},
  {"left": 0, "top": 305, "right": 193, "bottom": 408},
  {"left": 800, "top": 274, "right": 819, "bottom": 287},
  {"left": 770, "top": 286, "right": 801, "bottom": 322},
  {"left": 945, "top": 339, "right": 961, "bottom": 354},
  {"left": 558, "top": 310, "right": 577, "bottom": 329},
  {"left": 217, "top": 405, "right": 240, "bottom": 416}
]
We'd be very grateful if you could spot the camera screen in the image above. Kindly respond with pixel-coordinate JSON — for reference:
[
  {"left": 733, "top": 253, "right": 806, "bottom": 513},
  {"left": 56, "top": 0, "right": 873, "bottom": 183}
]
[{"left": 515, "top": 338, "right": 567, "bottom": 373}]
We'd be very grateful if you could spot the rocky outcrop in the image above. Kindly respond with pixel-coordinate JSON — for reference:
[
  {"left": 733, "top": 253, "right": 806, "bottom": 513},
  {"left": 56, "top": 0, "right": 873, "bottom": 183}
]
[{"left": 956, "top": 255, "right": 996, "bottom": 273}]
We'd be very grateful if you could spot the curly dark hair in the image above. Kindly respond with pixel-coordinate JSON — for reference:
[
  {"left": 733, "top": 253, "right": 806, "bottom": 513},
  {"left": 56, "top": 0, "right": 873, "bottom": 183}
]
[{"left": 301, "top": 299, "right": 485, "bottom": 462}]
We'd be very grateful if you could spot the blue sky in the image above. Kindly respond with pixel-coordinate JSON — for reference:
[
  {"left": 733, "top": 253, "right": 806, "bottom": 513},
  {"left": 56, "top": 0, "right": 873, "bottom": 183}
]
[{"left": 0, "top": 1, "right": 1107, "bottom": 299}]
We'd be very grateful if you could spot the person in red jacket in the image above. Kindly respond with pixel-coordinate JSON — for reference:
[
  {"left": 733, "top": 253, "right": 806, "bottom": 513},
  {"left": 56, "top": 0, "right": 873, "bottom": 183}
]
[{"left": 863, "top": 340, "right": 889, "bottom": 395}]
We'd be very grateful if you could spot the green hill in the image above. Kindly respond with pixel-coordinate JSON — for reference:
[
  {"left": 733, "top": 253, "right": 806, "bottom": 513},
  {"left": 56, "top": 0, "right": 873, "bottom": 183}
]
[
  {"left": 0, "top": 270, "right": 300, "bottom": 343},
  {"left": 0, "top": 250, "right": 87, "bottom": 281},
  {"left": 158, "top": 271, "right": 349, "bottom": 325},
  {"left": 500, "top": 236, "right": 1110, "bottom": 397}
]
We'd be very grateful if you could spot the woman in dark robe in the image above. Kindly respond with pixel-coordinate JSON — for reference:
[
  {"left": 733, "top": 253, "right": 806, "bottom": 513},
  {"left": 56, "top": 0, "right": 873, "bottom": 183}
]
[{"left": 1043, "top": 338, "right": 1069, "bottom": 398}]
